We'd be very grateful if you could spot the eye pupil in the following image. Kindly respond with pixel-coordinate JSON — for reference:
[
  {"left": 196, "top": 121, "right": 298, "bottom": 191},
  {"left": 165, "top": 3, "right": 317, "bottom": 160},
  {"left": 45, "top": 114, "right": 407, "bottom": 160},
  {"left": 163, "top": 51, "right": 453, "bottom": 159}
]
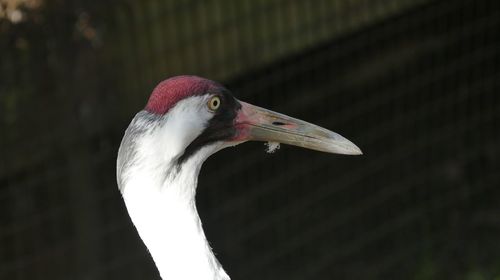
[{"left": 209, "top": 96, "right": 221, "bottom": 110}]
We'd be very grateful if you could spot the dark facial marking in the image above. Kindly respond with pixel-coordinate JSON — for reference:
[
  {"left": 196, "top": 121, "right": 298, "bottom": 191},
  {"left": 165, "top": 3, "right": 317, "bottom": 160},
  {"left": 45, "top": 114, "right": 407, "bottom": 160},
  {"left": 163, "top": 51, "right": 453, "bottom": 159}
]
[{"left": 177, "top": 89, "right": 241, "bottom": 165}]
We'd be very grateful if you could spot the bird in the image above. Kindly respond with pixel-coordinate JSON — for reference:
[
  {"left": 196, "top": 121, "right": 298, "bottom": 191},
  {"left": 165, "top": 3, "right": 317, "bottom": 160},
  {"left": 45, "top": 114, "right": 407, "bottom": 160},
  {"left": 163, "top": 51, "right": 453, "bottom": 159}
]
[{"left": 116, "top": 75, "right": 362, "bottom": 280}]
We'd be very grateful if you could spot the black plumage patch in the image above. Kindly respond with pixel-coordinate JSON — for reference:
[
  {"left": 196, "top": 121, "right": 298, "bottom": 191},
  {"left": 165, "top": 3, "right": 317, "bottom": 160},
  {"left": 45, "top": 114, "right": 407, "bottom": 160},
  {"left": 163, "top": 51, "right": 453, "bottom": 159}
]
[{"left": 176, "top": 89, "right": 241, "bottom": 165}]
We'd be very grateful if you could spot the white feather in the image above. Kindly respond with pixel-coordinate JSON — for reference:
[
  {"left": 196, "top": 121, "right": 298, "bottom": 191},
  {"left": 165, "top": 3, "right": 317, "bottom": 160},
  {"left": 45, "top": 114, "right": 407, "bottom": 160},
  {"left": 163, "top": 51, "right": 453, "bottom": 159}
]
[
  {"left": 119, "top": 96, "right": 231, "bottom": 280},
  {"left": 265, "top": 141, "right": 280, "bottom": 153}
]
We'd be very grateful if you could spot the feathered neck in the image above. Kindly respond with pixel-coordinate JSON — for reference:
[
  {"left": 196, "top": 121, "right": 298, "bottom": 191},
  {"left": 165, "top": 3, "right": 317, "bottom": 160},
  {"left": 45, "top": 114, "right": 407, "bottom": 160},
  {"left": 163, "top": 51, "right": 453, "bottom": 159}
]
[
  {"left": 117, "top": 114, "right": 230, "bottom": 280},
  {"left": 121, "top": 153, "right": 229, "bottom": 280}
]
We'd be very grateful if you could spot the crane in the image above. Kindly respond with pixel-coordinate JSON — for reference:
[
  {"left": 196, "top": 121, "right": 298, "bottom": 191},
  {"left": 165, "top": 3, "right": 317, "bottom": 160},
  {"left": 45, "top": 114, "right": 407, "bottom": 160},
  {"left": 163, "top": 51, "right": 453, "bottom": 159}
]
[{"left": 116, "top": 75, "right": 362, "bottom": 280}]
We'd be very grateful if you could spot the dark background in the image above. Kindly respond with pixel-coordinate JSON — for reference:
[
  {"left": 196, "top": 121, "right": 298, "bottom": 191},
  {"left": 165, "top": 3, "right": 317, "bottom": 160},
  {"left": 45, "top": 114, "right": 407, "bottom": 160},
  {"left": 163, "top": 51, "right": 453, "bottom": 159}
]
[{"left": 1, "top": 0, "right": 499, "bottom": 279}]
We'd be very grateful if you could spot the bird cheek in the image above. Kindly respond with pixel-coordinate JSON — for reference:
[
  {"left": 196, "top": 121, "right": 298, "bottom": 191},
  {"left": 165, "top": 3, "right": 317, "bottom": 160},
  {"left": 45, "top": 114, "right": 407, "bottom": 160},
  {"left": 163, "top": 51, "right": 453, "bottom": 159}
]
[
  {"left": 230, "top": 123, "right": 251, "bottom": 142},
  {"left": 230, "top": 107, "right": 254, "bottom": 142}
]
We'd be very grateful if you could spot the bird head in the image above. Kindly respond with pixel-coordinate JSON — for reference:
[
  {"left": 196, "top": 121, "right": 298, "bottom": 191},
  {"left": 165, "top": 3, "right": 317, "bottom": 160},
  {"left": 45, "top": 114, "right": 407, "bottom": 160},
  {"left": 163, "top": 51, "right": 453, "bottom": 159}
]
[
  {"left": 116, "top": 75, "right": 362, "bottom": 279},
  {"left": 121, "top": 75, "right": 361, "bottom": 170}
]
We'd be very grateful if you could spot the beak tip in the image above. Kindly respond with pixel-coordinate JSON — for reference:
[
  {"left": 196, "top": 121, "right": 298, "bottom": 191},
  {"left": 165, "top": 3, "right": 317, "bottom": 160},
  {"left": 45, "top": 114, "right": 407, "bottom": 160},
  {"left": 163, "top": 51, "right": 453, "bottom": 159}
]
[
  {"left": 343, "top": 146, "right": 363, "bottom": 155},
  {"left": 329, "top": 134, "right": 363, "bottom": 155},
  {"left": 320, "top": 142, "right": 362, "bottom": 155},
  {"left": 352, "top": 145, "right": 363, "bottom": 155}
]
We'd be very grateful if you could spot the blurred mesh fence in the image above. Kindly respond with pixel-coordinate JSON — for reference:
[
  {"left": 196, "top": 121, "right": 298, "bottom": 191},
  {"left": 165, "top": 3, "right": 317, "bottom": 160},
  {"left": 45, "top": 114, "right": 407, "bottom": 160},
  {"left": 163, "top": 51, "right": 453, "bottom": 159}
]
[{"left": 1, "top": 0, "right": 499, "bottom": 279}]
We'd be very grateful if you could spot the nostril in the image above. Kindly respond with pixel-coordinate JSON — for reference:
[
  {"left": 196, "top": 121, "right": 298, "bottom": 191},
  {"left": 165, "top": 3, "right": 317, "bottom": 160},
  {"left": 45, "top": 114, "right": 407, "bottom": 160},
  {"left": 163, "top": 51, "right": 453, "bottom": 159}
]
[{"left": 272, "top": 121, "right": 286, "bottom": 126}]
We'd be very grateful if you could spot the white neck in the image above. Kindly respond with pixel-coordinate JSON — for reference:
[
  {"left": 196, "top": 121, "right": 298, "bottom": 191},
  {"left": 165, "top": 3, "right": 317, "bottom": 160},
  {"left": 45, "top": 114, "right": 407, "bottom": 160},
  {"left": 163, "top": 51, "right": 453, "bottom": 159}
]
[
  {"left": 121, "top": 144, "right": 230, "bottom": 280},
  {"left": 117, "top": 99, "right": 237, "bottom": 279}
]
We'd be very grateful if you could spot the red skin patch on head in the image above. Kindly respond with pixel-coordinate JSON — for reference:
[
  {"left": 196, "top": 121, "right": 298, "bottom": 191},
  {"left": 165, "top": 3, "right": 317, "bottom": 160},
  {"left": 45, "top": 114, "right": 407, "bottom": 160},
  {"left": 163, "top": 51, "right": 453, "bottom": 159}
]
[{"left": 145, "top": 75, "right": 223, "bottom": 115}]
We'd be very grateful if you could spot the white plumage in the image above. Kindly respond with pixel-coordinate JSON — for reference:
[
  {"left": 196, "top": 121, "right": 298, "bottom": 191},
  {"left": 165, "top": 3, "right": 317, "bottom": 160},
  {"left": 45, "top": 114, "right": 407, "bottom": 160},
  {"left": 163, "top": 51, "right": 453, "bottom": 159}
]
[{"left": 119, "top": 96, "right": 231, "bottom": 279}]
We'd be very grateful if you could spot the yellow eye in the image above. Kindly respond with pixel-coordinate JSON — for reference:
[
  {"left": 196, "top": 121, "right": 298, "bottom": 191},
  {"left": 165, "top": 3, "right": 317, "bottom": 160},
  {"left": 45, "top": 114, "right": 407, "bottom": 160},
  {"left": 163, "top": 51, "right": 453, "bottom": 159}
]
[{"left": 208, "top": 96, "right": 221, "bottom": 111}]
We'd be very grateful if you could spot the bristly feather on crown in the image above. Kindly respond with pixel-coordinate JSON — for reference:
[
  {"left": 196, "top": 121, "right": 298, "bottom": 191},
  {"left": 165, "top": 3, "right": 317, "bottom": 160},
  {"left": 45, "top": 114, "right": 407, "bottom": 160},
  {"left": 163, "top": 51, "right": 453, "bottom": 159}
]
[{"left": 145, "top": 75, "right": 224, "bottom": 115}]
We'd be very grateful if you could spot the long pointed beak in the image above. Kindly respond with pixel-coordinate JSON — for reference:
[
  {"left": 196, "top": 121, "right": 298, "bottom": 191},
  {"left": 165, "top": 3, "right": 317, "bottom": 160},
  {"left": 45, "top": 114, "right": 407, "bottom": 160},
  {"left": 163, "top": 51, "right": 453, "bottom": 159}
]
[{"left": 232, "top": 101, "right": 362, "bottom": 155}]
